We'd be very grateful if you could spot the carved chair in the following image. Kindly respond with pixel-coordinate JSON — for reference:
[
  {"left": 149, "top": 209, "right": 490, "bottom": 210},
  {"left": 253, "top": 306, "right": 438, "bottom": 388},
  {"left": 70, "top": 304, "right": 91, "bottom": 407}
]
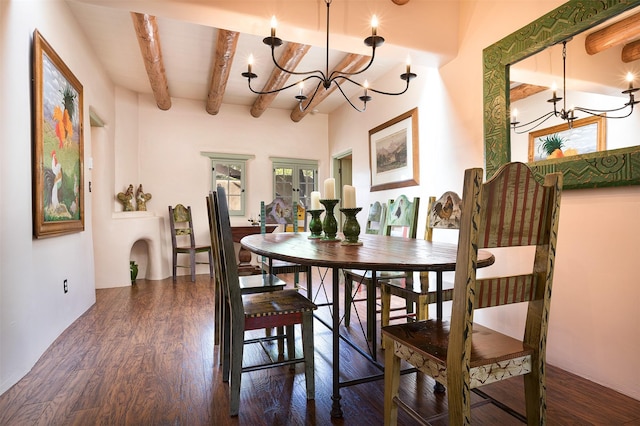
[
  {"left": 379, "top": 192, "right": 462, "bottom": 342},
  {"left": 168, "top": 204, "right": 213, "bottom": 282},
  {"left": 382, "top": 162, "right": 562, "bottom": 425},
  {"left": 206, "top": 192, "right": 286, "bottom": 350},
  {"left": 342, "top": 195, "right": 420, "bottom": 338},
  {"left": 215, "top": 187, "right": 317, "bottom": 416},
  {"left": 260, "top": 198, "right": 312, "bottom": 294}
]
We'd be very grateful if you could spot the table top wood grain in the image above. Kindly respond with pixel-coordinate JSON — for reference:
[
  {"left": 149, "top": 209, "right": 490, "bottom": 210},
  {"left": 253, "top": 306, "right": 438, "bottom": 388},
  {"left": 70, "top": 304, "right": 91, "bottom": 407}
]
[{"left": 241, "top": 232, "right": 495, "bottom": 272}]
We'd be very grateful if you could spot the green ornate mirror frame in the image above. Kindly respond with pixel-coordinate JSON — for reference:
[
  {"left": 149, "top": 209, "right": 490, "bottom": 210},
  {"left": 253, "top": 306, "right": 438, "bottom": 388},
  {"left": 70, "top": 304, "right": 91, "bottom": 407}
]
[{"left": 483, "top": 0, "right": 640, "bottom": 189}]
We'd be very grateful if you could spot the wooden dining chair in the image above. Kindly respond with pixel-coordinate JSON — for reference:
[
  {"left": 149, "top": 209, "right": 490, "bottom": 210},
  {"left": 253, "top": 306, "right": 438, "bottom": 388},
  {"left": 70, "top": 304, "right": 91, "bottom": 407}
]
[
  {"left": 206, "top": 192, "right": 286, "bottom": 350},
  {"left": 382, "top": 162, "right": 563, "bottom": 425},
  {"left": 379, "top": 192, "right": 462, "bottom": 336},
  {"left": 343, "top": 195, "right": 420, "bottom": 336},
  {"left": 168, "top": 204, "right": 214, "bottom": 282},
  {"left": 260, "top": 198, "right": 312, "bottom": 295},
  {"left": 365, "top": 201, "right": 387, "bottom": 235},
  {"left": 215, "top": 187, "right": 317, "bottom": 417}
]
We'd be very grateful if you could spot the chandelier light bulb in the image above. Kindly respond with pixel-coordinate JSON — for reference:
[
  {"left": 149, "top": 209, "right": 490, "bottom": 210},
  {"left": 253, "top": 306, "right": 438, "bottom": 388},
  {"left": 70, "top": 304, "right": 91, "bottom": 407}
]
[
  {"left": 627, "top": 71, "right": 634, "bottom": 89},
  {"left": 371, "top": 15, "right": 378, "bottom": 36},
  {"left": 271, "top": 16, "right": 277, "bottom": 38}
]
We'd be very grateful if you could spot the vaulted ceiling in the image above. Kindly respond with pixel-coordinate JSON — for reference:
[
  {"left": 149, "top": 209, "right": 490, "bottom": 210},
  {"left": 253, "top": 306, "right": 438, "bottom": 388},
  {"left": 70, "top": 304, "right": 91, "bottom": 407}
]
[{"left": 66, "top": 0, "right": 460, "bottom": 122}]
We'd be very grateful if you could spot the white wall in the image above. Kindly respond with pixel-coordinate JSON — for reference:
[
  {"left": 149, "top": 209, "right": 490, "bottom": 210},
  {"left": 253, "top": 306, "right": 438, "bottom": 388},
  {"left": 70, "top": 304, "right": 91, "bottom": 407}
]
[
  {"left": 92, "top": 92, "right": 330, "bottom": 288},
  {"left": 329, "top": 0, "right": 640, "bottom": 400},
  {"left": 0, "top": 0, "right": 114, "bottom": 394}
]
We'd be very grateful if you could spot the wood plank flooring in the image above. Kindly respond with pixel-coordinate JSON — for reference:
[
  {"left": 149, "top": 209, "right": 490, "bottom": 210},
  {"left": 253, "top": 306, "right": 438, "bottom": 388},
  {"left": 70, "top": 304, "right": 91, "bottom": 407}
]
[{"left": 1, "top": 273, "right": 639, "bottom": 425}]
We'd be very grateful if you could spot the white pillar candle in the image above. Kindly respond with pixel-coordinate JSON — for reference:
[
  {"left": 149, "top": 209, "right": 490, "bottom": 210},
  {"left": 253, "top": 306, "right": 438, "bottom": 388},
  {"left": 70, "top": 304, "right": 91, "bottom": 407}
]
[
  {"left": 310, "top": 191, "right": 321, "bottom": 210},
  {"left": 343, "top": 185, "right": 356, "bottom": 208},
  {"left": 324, "top": 178, "right": 336, "bottom": 199}
]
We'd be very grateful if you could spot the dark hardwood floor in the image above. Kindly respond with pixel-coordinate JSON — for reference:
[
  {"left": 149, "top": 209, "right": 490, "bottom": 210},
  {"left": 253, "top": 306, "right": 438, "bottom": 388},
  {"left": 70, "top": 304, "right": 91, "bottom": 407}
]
[{"left": 1, "top": 272, "right": 638, "bottom": 425}]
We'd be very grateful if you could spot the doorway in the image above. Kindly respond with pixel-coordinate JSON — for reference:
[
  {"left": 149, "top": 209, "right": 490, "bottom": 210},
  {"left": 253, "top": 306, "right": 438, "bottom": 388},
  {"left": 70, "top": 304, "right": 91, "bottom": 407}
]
[{"left": 332, "top": 150, "right": 352, "bottom": 230}]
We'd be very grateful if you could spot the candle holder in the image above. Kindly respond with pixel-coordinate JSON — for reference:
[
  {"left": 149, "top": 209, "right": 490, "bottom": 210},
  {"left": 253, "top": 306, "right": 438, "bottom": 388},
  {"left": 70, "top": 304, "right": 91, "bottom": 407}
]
[
  {"left": 319, "top": 199, "right": 341, "bottom": 242},
  {"left": 340, "top": 207, "right": 363, "bottom": 245},
  {"left": 307, "top": 209, "right": 323, "bottom": 239}
]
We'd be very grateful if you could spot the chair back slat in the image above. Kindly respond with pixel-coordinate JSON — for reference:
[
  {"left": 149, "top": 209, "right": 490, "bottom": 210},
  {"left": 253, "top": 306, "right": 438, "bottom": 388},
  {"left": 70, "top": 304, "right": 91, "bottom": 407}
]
[
  {"left": 207, "top": 192, "right": 227, "bottom": 297},
  {"left": 474, "top": 274, "right": 537, "bottom": 308},
  {"left": 215, "top": 187, "right": 245, "bottom": 326},
  {"left": 169, "top": 204, "right": 196, "bottom": 247},
  {"left": 479, "top": 162, "right": 556, "bottom": 248},
  {"left": 365, "top": 201, "right": 387, "bottom": 235},
  {"left": 383, "top": 195, "right": 419, "bottom": 238}
]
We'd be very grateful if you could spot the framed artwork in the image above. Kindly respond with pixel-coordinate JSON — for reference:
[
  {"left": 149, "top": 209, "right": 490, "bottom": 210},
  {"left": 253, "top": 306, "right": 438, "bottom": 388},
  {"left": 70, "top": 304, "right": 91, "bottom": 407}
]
[
  {"left": 528, "top": 115, "right": 606, "bottom": 162},
  {"left": 32, "top": 30, "right": 84, "bottom": 238},
  {"left": 369, "top": 107, "right": 419, "bottom": 192}
]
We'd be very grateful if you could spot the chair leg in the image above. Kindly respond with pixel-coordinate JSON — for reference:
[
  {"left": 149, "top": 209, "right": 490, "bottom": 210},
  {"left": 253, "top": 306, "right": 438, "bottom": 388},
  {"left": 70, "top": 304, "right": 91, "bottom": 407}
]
[
  {"left": 306, "top": 268, "right": 313, "bottom": 300},
  {"left": 446, "top": 372, "right": 471, "bottom": 425},
  {"left": 172, "top": 251, "right": 178, "bottom": 283},
  {"left": 302, "top": 311, "right": 315, "bottom": 400},
  {"left": 381, "top": 285, "right": 391, "bottom": 349},
  {"left": 214, "top": 277, "right": 221, "bottom": 347},
  {"left": 229, "top": 327, "right": 245, "bottom": 416},
  {"left": 415, "top": 295, "right": 428, "bottom": 321},
  {"left": 189, "top": 250, "right": 196, "bottom": 282},
  {"left": 523, "top": 362, "right": 545, "bottom": 424},
  {"left": 221, "top": 302, "right": 231, "bottom": 378},
  {"left": 383, "top": 335, "right": 401, "bottom": 426},
  {"left": 286, "top": 325, "right": 295, "bottom": 371}
]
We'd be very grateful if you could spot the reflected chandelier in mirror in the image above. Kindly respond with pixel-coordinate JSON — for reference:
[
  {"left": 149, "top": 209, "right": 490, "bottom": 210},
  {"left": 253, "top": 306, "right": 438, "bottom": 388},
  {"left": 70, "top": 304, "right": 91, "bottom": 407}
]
[{"left": 483, "top": 0, "right": 640, "bottom": 189}]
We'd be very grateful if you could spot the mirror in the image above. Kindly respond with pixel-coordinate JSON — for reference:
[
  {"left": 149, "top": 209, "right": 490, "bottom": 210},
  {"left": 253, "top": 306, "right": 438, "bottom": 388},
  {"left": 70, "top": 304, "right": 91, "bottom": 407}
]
[{"left": 483, "top": 0, "right": 640, "bottom": 189}]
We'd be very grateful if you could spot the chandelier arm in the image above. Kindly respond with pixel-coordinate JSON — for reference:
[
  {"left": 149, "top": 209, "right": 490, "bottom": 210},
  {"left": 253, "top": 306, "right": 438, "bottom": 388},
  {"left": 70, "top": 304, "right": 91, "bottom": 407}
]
[
  {"left": 333, "top": 76, "right": 411, "bottom": 96},
  {"left": 328, "top": 50, "right": 377, "bottom": 81},
  {"left": 247, "top": 75, "right": 323, "bottom": 96},
  {"left": 334, "top": 80, "right": 367, "bottom": 112},
  {"left": 574, "top": 105, "right": 635, "bottom": 119},
  {"left": 269, "top": 45, "right": 327, "bottom": 79},
  {"left": 298, "top": 80, "right": 325, "bottom": 113},
  {"left": 511, "top": 111, "right": 557, "bottom": 134}
]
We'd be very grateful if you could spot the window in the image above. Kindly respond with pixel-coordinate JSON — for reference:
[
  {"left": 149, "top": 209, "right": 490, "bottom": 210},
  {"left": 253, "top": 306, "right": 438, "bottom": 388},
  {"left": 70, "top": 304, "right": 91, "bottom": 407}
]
[
  {"left": 202, "top": 153, "right": 254, "bottom": 216},
  {"left": 271, "top": 157, "right": 318, "bottom": 209}
]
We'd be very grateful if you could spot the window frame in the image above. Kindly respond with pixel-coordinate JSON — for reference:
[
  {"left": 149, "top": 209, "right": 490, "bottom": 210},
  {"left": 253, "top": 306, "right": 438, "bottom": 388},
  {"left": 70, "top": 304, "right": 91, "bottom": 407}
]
[{"left": 202, "top": 152, "right": 254, "bottom": 216}]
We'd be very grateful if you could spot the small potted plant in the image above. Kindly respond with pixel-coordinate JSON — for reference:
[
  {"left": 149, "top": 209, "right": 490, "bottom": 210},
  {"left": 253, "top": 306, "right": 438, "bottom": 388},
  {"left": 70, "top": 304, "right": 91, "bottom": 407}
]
[{"left": 130, "top": 261, "right": 138, "bottom": 284}]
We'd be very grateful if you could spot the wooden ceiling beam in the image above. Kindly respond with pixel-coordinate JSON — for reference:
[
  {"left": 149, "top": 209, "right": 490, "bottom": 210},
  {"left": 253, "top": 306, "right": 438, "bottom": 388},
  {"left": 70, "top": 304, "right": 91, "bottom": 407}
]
[
  {"left": 585, "top": 12, "right": 640, "bottom": 55},
  {"left": 622, "top": 39, "right": 640, "bottom": 63},
  {"left": 510, "top": 83, "right": 549, "bottom": 103},
  {"left": 290, "top": 54, "right": 370, "bottom": 122},
  {"left": 206, "top": 30, "right": 239, "bottom": 115},
  {"left": 250, "top": 43, "right": 311, "bottom": 118},
  {"left": 130, "top": 13, "right": 171, "bottom": 110}
]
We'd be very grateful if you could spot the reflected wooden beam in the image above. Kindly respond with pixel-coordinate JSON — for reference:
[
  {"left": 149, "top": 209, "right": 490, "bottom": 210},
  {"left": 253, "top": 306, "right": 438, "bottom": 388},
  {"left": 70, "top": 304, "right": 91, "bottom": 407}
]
[
  {"left": 290, "top": 54, "right": 369, "bottom": 122},
  {"left": 130, "top": 12, "right": 171, "bottom": 110},
  {"left": 510, "top": 82, "right": 549, "bottom": 102},
  {"left": 585, "top": 12, "right": 640, "bottom": 55},
  {"left": 206, "top": 29, "right": 239, "bottom": 115},
  {"left": 250, "top": 42, "right": 311, "bottom": 118},
  {"left": 391, "top": 0, "right": 410, "bottom": 4},
  {"left": 622, "top": 39, "right": 640, "bottom": 62}
]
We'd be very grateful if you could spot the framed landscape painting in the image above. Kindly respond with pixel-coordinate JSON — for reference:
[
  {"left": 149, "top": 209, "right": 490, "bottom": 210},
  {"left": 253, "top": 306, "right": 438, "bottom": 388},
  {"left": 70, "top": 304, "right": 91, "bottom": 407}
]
[
  {"left": 369, "top": 108, "right": 419, "bottom": 192},
  {"left": 32, "top": 30, "right": 84, "bottom": 238}
]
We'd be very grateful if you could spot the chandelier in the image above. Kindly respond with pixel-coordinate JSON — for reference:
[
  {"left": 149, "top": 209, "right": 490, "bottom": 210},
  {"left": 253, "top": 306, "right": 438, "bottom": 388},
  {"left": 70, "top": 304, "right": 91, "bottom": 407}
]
[
  {"left": 510, "top": 40, "right": 639, "bottom": 134},
  {"left": 241, "top": 0, "right": 417, "bottom": 112}
]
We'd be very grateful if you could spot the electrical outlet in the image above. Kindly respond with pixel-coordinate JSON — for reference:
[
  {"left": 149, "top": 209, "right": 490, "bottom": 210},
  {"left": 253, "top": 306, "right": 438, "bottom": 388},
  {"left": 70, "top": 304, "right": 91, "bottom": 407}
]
[{"left": 63, "top": 279, "right": 68, "bottom": 293}]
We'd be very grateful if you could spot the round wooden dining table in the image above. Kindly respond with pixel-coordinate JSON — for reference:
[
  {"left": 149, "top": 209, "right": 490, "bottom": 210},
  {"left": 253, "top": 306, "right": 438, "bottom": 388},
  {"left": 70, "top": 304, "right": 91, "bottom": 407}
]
[{"left": 241, "top": 231, "right": 495, "bottom": 418}]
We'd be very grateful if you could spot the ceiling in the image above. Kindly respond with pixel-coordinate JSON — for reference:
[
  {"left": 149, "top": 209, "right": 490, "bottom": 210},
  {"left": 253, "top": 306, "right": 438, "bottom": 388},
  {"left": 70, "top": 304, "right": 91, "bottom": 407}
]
[{"left": 66, "top": 0, "right": 460, "bottom": 121}]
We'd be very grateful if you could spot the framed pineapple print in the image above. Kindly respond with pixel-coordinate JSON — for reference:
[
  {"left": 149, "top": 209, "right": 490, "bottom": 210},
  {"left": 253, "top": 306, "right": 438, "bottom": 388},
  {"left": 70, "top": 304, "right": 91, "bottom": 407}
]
[
  {"left": 528, "top": 115, "right": 606, "bottom": 162},
  {"left": 32, "top": 30, "right": 84, "bottom": 238}
]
